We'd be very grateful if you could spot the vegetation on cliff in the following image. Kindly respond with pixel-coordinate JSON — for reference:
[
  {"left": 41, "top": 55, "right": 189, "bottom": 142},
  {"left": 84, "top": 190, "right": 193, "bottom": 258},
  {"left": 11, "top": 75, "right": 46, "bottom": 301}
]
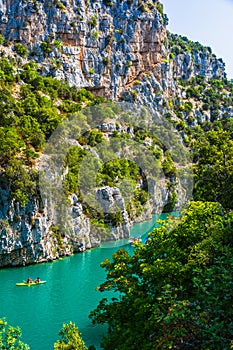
[
  {"left": 0, "top": 53, "right": 180, "bottom": 229},
  {"left": 0, "top": 55, "right": 102, "bottom": 206}
]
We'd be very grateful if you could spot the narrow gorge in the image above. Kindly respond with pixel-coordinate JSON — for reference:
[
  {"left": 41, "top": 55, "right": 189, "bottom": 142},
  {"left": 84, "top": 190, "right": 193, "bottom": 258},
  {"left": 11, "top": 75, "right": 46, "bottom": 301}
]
[{"left": 0, "top": 0, "right": 232, "bottom": 267}]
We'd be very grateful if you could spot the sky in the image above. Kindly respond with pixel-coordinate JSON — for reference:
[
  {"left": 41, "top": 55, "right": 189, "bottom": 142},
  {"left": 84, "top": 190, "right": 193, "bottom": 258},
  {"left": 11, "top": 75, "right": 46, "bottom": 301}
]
[{"left": 162, "top": 0, "right": 233, "bottom": 79}]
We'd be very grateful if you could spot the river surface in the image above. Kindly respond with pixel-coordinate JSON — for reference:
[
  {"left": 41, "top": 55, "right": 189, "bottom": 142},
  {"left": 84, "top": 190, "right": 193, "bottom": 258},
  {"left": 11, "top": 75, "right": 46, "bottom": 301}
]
[{"left": 0, "top": 212, "right": 178, "bottom": 350}]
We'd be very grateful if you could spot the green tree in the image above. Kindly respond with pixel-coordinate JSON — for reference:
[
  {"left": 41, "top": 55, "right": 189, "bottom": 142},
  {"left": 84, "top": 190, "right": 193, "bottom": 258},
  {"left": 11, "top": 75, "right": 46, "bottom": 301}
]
[
  {"left": 193, "top": 129, "right": 233, "bottom": 209},
  {"left": 64, "top": 146, "right": 87, "bottom": 194},
  {"left": 4, "top": 158, "right": 36, "bottom": 206},
  {"left": 0, "top": 127, "right": 25, "bottom": 163},
  {"left": 14, "top": 43, "right": 28, "bottom": 58},
  {"left": 17, "top": 115, "right": 45, "bottom": 151},
  {"left": 0, "top": 318, "right": 30, "bottom": 350},
  {"left": 90, "top": 202, "right": 233, "bottom": 350},
  {"left": 78, "top": 129, "right": 104, "bottom": 147},
  {"left": 54, "top": 322, "right": 88, "bottom": 350},
  {"left": 0, "top": 58, "right": 15, "bottom": 82}
]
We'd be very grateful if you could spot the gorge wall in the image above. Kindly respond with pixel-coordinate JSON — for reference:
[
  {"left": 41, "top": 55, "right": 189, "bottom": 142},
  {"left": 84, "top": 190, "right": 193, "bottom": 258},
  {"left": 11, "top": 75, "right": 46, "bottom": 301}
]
[
  {"left": 0, "top": 0, "right": 167, "bottom": 100},
  {"left": 0, "top": 0, "right": 225, "bottom": 102}
]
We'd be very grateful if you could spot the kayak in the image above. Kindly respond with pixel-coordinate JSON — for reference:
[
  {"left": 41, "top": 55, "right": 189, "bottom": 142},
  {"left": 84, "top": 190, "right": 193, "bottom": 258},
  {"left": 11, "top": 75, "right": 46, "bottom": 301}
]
[
  {"left": 16, "top": 281, "right": 46, "bottom": 287},
  {"left": 129, "top": 237, "right": 142, "bottom": 243}
]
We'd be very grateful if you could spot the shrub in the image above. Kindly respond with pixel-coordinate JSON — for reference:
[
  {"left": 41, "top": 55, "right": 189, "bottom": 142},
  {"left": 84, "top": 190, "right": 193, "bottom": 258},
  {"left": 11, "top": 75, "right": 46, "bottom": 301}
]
[
  {"left": 102, "top": 57, "right": 110, "bottom": 66},
  {"left": 156, "top": 1, "right": 163, "bottom": 15},
  {"left": 88, "top": 16, "right": 97, "bottom": 27},
  {"left": 0, "top": 318, "right": 30, "bottom": 350},
  {"left": 40, "top": 41, "right": 51, "bottom": 53},
  {"left": 92, "top": 31, "right": 99, "bottom": 40},
  {"left": 54, "top": 322, "right": 88, "bottom": 350},
  {"left": 14, "top": 43, "right": 28, "bottom": 58},
  {"left": 53, "top": 39, "right": 61, "bottom": 49}
]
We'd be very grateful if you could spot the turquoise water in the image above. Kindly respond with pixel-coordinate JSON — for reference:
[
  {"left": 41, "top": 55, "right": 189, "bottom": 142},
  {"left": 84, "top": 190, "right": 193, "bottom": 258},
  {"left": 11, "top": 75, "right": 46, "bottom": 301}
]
[{"left": 0, "top": 213, "right": 178, "bottom": 350}]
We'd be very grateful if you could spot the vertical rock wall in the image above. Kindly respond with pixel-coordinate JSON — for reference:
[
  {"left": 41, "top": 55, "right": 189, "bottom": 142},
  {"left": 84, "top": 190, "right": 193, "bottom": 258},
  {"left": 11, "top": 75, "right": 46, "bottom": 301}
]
[{"left": 0, "top": 0, "right": 167, "bottom": 99}]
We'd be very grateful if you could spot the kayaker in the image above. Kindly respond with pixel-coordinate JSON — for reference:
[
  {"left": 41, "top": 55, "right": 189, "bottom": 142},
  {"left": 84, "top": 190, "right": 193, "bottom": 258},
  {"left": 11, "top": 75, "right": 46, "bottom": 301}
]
[
  {"left": 27, "top": 278, "right": 33, "bottom": 284},
  {"left": 35, "top": 277, "right": 40, "bottom": 283}
]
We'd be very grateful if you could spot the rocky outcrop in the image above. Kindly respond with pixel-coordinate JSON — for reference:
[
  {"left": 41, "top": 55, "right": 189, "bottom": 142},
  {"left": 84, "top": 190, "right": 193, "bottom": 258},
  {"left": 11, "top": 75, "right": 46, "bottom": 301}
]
[
  {"left": 0, "top": 185, "right": 131, "bottom": 267},
  {"left": 95, "top": 186, "right": 130, "bottom": 240},
  {"left": 121, "top": 47, "right": 226, "bottom": 117},
  {"left": 0, "top": 0, "right": 227, "bottom": 126},
  {"left": 0, "top": 0, "right": 225, "bottom": 110}
]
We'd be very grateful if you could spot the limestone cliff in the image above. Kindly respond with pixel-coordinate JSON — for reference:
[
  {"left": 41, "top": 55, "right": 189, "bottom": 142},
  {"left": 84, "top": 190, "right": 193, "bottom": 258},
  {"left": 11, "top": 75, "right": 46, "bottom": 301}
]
[
  {"left": 0, "top": 0, "right": 225, "bottom": 106},
  {"left": 0, "top": 0, "right": 167, "bottom": 100},
  {"left": 0, "top": 185, "right": 131, "bottom": 266}
]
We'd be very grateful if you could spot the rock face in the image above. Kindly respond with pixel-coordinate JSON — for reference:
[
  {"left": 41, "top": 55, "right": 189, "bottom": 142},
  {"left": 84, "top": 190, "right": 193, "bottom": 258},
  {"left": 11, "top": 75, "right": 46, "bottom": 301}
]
[
  {"left": 95, "top": 186, "right": 130, "bottom": 240},
  {"left": 0, "top": 0, "right": 228, "bottom": 266},
  {"left": 0, "top": 0, "right": 225, "bottom": 104},
  {"left": 121, "top": 46, "right": 226, "bottom": 118},
  {"left": 0, "top": 0, "right": 167, "bottom": 100},
  {"left": 0, "top": 185, "right": 130, "bottom": 266}
]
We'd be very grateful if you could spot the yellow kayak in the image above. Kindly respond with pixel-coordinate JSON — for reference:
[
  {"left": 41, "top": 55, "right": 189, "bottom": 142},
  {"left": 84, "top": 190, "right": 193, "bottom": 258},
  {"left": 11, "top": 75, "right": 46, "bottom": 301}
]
[{"left": 16, "top": 281, "right": 46, "bottom": 287}]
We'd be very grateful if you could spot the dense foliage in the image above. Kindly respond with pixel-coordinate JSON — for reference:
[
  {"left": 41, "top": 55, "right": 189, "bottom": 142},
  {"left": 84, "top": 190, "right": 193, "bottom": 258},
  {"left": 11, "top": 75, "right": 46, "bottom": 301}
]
[
  {"left": 54, "top": 322, "right": 88, "bottom": 350},
  {"left": 165, "top": 38, "right": 233, "bottom": 209},
  {"left": 168, "top": 32, "right": 213, "bottom": 56},
  {"left": 0, "top": 318, "right": 30, "bottom": 350},
  {"left": 90, "top": 202, "right": 233, "bottom": 349},
  {"left": 192, "top": 127, "right": 233, "bottom": 209},
  {"left": 171, "top": 75, "right": 233, "bottom": 209}
]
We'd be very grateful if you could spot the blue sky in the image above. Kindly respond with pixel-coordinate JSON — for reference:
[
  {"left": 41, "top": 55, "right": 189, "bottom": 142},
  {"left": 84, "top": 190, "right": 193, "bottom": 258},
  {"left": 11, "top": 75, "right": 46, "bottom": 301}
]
[{"left": 162, "top": 0, "right": 233, "bottom": 79}]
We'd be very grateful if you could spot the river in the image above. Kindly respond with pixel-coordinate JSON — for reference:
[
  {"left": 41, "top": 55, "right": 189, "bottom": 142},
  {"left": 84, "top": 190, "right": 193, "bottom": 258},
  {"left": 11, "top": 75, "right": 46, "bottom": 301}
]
[{"left": 0, "top": 212, "right": 178, "bottom": 349}]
